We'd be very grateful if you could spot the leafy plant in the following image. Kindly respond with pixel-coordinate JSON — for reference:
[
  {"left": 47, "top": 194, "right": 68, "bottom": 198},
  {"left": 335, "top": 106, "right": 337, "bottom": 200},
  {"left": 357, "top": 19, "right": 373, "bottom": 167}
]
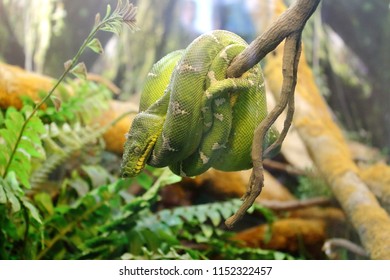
[
  {"left": 0, "top": 107, "right": 46, "bottom": 188},
  {"left": 0, "top": 0, "right": 138, "bottom": 259},
  {"left": 295, "top": 173, "right": 332, "bottom": 199}
]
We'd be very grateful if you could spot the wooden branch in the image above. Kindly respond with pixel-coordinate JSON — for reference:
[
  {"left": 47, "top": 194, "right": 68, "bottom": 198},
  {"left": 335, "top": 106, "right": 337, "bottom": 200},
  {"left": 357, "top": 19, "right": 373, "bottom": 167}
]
[
  {"left": 323, "top": 238, "right": 368, "bottom": 259},
  {"left": 360, "top": 163, "right": 390, "bottom": 214},
  {"left": 225, "top": 0, "right": 321, "bottom": 228},
  {"left": 225, "top": 32, "right": 302, "bottom": 228},
  {"left": 263, "top": 0, "right": 390, "bottom": 259},
  {"left": 226, "top": 0, "right": 321, "bottom": 78},
  {"left": 263, "top": 159, "right": 305, "bottom": 176},
  {"left": 259, "top": 196, "right": 332, "bottom": 211}
]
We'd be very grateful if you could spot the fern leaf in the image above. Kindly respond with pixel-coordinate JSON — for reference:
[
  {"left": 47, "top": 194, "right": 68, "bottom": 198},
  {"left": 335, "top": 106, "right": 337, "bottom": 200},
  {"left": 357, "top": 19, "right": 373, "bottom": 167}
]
[
  {"left": 30, "top": 122, "right": 111, "bottom": 188},
  {"left": 38, "top": 81, "right": 112, "bottom": 125},
  {"left": 3, "top": 186, "right": 21, "bottom": 212},
  {"left": 25, "top": 115, "right": 46, "bottom": 142},
  {"left": 22, "top": 198, "right": 43, "bottom": 224},
  {"left": 0, "top": 108, "right": 46, "bottom": 188},
  {"left": 121, "top": 247, "right": 195, "bottom": 260},
  {"left": 0, "top": 172, "right": 23, "bottom": 213},
  {"left": 0, "top": 185, "right": 6, "bottom": 204}
]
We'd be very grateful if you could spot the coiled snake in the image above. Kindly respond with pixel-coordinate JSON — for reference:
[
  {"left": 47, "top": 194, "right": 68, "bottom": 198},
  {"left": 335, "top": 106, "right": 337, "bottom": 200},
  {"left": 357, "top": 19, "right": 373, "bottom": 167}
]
[{"left": 121, "top": 30, "right": 278, "bottom": 177}]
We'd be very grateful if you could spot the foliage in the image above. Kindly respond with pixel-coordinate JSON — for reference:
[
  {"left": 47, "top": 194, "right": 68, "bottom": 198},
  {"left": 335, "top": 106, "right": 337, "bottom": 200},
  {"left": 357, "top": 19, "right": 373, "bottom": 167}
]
[
  {"left": 38, "top": 81, "right": 112, "bottom": 125},
  {"left": 295, "top": 173, "right": 332, "bottom": 199},
  {"left": 0, "top": 107, "right": 46, "bottom": 188}
]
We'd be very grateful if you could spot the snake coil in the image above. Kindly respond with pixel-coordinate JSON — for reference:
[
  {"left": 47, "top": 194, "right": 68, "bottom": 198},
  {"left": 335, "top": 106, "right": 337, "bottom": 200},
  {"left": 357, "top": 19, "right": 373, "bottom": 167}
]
[{"left": 121, "top": 30, "right": 277, "bottom": 177}]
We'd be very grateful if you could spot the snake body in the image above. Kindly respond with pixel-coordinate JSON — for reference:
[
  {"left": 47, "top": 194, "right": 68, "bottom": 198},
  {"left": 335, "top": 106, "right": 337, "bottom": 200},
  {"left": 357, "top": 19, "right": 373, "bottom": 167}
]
[{"left": 121, "top": 30, "right": 277, "bottom": 177}]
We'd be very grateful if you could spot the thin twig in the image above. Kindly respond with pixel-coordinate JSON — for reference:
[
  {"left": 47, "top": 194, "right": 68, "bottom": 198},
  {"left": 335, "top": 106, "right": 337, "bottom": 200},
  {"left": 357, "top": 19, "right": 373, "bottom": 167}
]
[
  {"left": 226, "top": 0, "right": 321, "bottom": 78},
  {"left": 263, "top": 159, "right": 305, "bottom": 176},
  {"left": 226, "top": 33, "right": 302, "bottom": 228},
  {"left": 323, "top": 238, "right": 368, "bottom": 259},
  {"left": 259, "top": 196, "right": 332, "bottom": 211},
  {"left": 264, "top": 91, "right": 295, "bottom": 157},
  {"left": 225, "top": 0, "right": 320, "bottom": 228}
]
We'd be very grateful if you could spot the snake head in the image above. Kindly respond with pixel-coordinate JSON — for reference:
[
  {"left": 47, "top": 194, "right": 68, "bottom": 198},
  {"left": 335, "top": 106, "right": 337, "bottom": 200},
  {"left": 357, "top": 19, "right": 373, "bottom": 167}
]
[{"left": 120, "top": 112, "right": 164, "bottom": 177}]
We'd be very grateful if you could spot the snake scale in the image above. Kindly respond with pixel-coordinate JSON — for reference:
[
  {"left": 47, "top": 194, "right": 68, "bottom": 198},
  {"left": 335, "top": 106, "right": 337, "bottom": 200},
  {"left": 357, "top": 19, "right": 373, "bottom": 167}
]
[{"left": 121, "top": 30, "right": 278, "bottom": 177}]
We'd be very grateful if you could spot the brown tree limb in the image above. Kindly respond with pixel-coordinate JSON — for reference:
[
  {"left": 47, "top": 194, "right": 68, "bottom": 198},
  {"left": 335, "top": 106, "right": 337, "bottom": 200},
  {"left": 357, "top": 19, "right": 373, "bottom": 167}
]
[
  {"left": 224, "top": 0, "right": 323, "bottom": 227},
  {"left": 263, "top": 159, "right": 305, "bottom": 176},
  {"left": 263, "top": 0, "right": 390, "bottom": 259},
  {"left": 224, "top": 0, "right": 321, "bottom": 228},
  {"left": 225, "top": 32, "right": 302, "bottom": 227},
  {"left": 226, "top": 0, "right": 321, "bottom": 78},
  {"left": 323, "top": 238, "right": 368, "bottom": 259},
  {"left": 259, "top": 196, "right": 332, "bottom": 211}
]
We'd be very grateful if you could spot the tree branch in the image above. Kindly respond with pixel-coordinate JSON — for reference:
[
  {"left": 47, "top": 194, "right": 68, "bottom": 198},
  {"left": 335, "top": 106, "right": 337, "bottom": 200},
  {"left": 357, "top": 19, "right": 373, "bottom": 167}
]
[
  {"left": 226, "top": 0, "right": 321, "bottom": 78},
  {"left": 225, "top": 0, "right": 320, "bottom": 228},
  {"left": 259, "top": 196, "right": 332, "bottom": 211},
  {"left": 323, "top": 238, "right": 368, "bottom": 259},
  {"left": 263, "top": 0, "right": 390, "bottom": 259}
]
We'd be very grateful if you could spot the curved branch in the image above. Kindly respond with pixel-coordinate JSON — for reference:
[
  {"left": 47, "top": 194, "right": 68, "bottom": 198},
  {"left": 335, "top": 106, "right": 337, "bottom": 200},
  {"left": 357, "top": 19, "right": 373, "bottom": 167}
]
[
  {"left": 323, "top": 238, "right": 368, "bottom": 259},
  {"left": 226, "top": 0, "right": 321, "bottom": 78},
  {"left": 225, "top": 0, "right": 321, "bottom": 228},
  {"left": 225, "top": 32, "right": 302, "bottom": 228},
  {"left": 263, "top": 0, "right": 390, "bottom": 260},
  {"left": 259, "top": 196, "right": 332, "bottom": 211}
]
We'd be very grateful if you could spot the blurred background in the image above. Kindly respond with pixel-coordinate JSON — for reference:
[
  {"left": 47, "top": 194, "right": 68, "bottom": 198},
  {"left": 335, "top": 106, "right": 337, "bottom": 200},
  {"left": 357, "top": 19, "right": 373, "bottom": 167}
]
[{"left": 0, "top": 0, "right": 389, "bottom": 152}]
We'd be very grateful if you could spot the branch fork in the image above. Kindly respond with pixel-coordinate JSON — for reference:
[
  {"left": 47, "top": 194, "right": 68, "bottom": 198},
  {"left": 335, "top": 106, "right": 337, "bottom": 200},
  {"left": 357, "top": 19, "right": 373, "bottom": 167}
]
[{"left": 225, "top": 0, "right": 321, "bottom": 228}]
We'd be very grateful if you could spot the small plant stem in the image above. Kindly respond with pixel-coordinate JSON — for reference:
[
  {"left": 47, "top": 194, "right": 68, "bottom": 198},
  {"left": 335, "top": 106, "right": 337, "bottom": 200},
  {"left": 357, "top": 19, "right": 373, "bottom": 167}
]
[{"left": 2, "top": 17, "right": 117, "bottom": 179}]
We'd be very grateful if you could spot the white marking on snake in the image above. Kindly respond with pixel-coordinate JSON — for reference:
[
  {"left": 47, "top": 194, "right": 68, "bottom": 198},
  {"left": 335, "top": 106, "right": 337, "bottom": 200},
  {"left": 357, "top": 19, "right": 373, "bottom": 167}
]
[
  {"left": 214, "top": 98, "right": 226, "bottom": 107},
  {"left": 214, "top": 113, "right": 224, "bottom": 122},
  {"left": 201, "top": 107, "right": 209, "bottom": 113},
  {"left": 179, "top": 63, "right": 197, "bottom": 73},
  {"left": 212, "top": 142, "right": 226, "bottom": 150},
  {"left": 179, "top": 163, "right": 187, "bottom": 177},
  {"left": 162, "top": 134, "right": 177, "bottom": 152},
  {"left": 147, "top": 72, "right": 157, "bottom": 77},
  {"left": 220, "top": 49, "right": 229, "bottom": 63},
  {"left": 231, "top": 79, "right": 237, "bottom": 89},
  {"left": 248, "top": 79, "right": 255, "bottom": 86},
  {"left": 171, "top": 101, "right": 189, "bottom": 116},
  {"left": 204, "top": 122, "right": 212, "bottom": 128},
  {"left": 199, "top": 151, "right": 209, "bottom": 164},
  {"left": 205, "top": 89, "right": 212, "bottom": 99},
  {"left": 207, "top": 71, "right": 217, "bottom": 82},
  {"left": 210, "top": 33, "right": 220, "bottom": 44}
]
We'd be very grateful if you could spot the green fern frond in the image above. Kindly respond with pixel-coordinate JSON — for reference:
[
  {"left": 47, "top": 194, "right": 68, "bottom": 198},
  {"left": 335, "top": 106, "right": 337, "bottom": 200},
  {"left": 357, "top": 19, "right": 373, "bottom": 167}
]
[
  {"left": 37, "top": 168, "right": 178, "bottom": 259},
  {"left": 121, "top": 246, "right": 196, "bottom": 260},
  {"left": 38, "top": 81, "right": 112, "bottom": 125},
  {"left": 30, "top": 122, "right": 108, "bottom": 188},
  {"left": 124, "top": 199, "right": 280, "bottom": 259},
  {"left": 0, "top": 107, "right": 46, "bottom": 188},
  {"left": 212, "top": 240, "right": 295, "bottom": 260},
  {"left": 0, "top": 171, "right": 42, "bottom": 224},
  {"left": 138, "top": 199, "right": 243, "bottom": 231}
]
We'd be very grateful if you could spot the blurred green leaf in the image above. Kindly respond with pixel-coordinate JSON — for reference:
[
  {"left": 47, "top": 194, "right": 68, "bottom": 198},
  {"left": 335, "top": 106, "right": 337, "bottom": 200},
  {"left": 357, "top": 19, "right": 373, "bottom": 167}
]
[
  {"left": 22, "top": 199, "right": 43, "bottom": 224},
  {"left": 34, "top": 192, "right": 54, "bottom": 216},
  {"left": 70, "top": 62, "right": 87, "bottom": 80},
  {"left": 87, "top": 38, "right": 104, "bottom": 54}
]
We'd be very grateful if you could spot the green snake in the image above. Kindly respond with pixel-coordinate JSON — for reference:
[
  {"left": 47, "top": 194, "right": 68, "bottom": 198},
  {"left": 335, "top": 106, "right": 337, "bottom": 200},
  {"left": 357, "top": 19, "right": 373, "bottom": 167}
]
[{"left": 121, "top": 30, "right": 278, "bottom": 177}]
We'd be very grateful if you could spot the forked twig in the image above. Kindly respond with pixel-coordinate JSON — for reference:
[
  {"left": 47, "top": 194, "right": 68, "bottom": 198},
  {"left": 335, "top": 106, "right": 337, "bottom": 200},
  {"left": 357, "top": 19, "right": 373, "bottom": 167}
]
[{"left": 225, "top": 0, "right": 321, "bottom": 228}]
